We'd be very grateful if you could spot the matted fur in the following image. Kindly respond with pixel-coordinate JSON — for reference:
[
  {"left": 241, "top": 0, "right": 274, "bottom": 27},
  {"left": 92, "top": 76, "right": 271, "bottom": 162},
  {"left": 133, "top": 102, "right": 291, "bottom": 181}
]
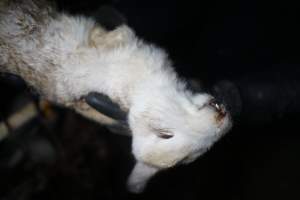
[{"left": 0, "top": 0, "right": 232, "bottom": 193}]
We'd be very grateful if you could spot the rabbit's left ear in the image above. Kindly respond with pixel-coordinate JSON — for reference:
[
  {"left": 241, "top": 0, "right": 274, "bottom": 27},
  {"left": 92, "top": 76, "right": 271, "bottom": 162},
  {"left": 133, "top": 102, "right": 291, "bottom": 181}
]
[
  {"left": 88, "top": 17, "right": 134, "bottom": 49},
  {"left": 127, "top": 161, "right": 160, "bottom": 193},
  {"left": 88, "top": 5, "right": 131, "bottom": 48},
  {"left": 92, "top": 5, "right": 127, "bottom": 31}
]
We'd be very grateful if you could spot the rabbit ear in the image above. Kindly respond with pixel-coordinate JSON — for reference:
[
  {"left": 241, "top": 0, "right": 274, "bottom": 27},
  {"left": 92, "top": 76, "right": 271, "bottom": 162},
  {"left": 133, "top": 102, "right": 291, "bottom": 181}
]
[
  {"left": 85, "top": 92, "right": 127, "bottom": 121},
  {"left": 88, "top": 6, "right": 132, "bottom": 49},
  {"left": 92, "top": 5, "right": 127, "bottom": 31},
  {"left": 88, "top": 24, "right": 135, "bottom": 49},
  {"left": 127, "top": 161, "right": 160, "bottom": 193}
]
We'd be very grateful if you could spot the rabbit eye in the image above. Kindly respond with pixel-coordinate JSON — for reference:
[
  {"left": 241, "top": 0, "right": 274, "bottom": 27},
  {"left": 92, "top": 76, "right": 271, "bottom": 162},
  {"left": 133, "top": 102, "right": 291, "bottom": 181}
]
[
  {"left": 151, "top": 127, "right": 174, "bottom": 139},
  {"left": 209, "top": 99, "right": 222, "bottom": 112}
]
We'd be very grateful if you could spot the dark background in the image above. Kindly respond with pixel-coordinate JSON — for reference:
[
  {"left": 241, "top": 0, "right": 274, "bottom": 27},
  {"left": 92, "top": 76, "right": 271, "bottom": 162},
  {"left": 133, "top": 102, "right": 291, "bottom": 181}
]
[{"left": 1, "top": 0, "right": 300, "bottom": 199}]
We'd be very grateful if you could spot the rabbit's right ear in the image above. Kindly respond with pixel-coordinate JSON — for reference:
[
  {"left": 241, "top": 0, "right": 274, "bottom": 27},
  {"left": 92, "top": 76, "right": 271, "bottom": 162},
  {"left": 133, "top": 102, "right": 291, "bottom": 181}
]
[
  {"left": 88, "top": 24, "right": 135, "bottom": 49},
  {"left": 88, "top": 6, "right": 134, "bottom": 49}
]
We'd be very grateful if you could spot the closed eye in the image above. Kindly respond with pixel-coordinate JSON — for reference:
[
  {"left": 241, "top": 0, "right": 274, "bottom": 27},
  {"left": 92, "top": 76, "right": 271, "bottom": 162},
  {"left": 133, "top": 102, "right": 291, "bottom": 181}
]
[{"left": 150, "top": 127, "right": 174, "bottom": 139}]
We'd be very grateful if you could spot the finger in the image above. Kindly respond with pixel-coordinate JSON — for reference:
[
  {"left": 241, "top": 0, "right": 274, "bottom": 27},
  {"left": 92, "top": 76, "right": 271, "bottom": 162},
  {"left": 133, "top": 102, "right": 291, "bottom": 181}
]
[
  {"left": 85, "top": 92, "right": 127, "bottom": 121},
  {"left": 107, "top": 121, "right": 131, "bottom": 136}
]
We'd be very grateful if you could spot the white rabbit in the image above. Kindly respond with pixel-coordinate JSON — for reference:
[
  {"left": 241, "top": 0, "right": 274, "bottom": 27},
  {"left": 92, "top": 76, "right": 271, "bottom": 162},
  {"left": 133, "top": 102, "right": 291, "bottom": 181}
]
[{"left": 0, "top": 0, "right": 232, "bottom": 193}]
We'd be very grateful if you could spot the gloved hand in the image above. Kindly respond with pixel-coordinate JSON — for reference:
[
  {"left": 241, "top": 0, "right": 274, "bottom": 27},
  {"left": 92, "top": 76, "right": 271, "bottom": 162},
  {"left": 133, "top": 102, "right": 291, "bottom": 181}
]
[{"left": 83, "top": 92, "right": 131, "bottom": 136}]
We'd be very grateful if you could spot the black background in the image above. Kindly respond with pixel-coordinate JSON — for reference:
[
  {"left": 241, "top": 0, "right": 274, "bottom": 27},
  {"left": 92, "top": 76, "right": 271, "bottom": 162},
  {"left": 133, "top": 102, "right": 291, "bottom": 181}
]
[{"left": 1, "top": 0, "right": 300, "bottom": 199}]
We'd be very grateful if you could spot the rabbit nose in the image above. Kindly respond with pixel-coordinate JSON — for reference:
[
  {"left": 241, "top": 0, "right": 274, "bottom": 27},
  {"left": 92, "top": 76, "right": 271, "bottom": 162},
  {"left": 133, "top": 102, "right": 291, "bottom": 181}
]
[
  {"left": 209, "top": 98, "right": 227, "bottom": 121},
  {"left": 211, "top": 80, "right": 242, "bottom": 119}
]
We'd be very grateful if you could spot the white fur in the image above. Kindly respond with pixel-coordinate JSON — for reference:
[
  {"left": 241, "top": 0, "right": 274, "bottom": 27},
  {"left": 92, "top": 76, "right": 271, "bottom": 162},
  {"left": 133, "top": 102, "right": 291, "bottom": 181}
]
[{"left": 0, "top": 0, "right": 232, "bottom": 193}]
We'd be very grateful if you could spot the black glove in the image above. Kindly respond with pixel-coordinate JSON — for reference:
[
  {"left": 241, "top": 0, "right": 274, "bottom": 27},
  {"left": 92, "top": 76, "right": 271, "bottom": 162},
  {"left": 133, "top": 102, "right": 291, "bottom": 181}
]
[{"left": 85, "top": 92, "right": 131, "bottom": 136}]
